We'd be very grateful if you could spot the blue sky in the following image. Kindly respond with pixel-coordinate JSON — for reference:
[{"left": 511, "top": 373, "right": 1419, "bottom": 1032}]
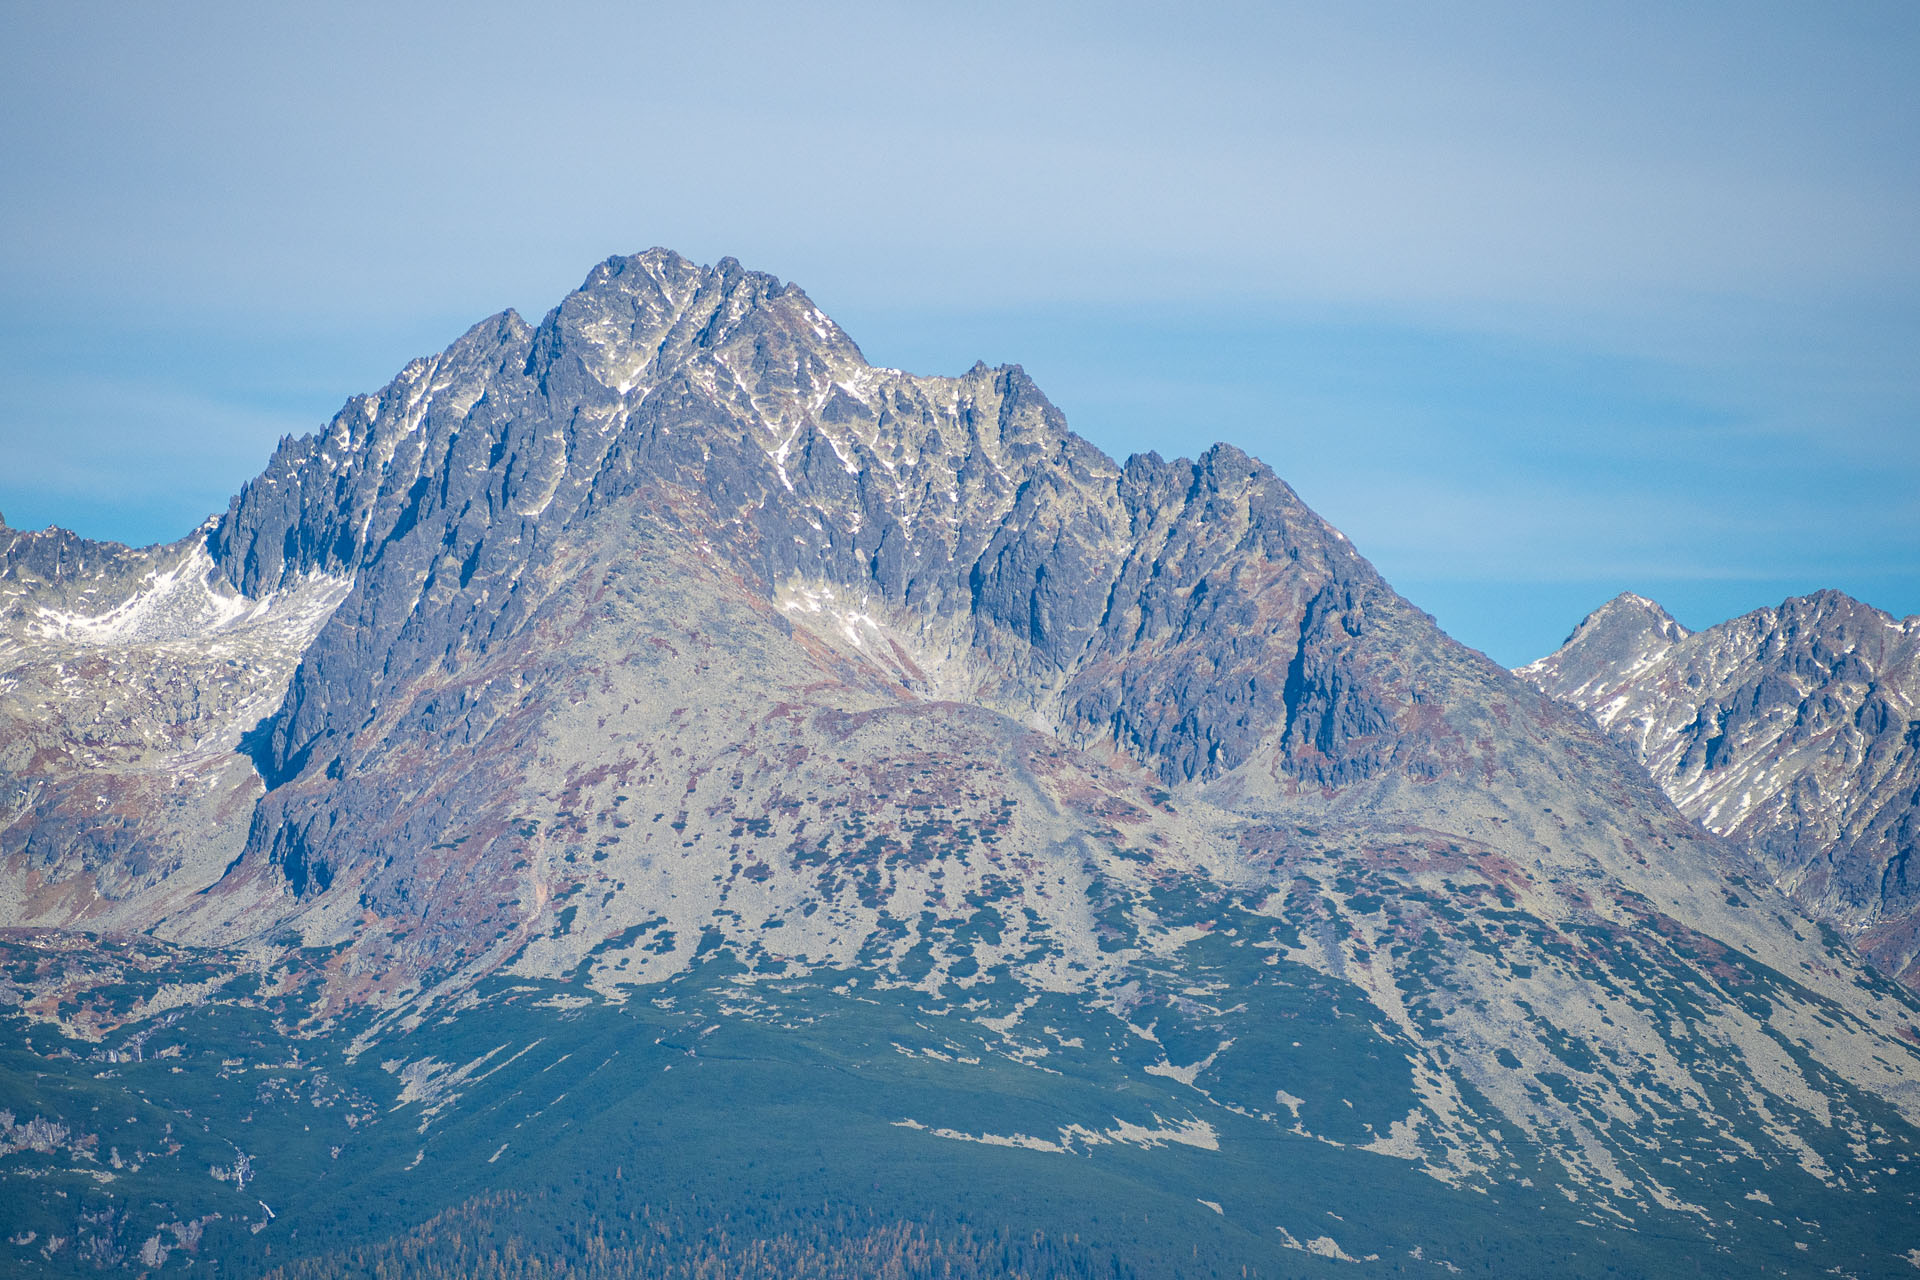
[{"left": 2, "top": 1, "right": 1914, "bottom": 665}]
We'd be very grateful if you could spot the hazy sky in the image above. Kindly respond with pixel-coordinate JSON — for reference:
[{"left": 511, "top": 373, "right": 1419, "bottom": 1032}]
[{"left": 2, "top": 1, "right": 1914, "bottom": 665}]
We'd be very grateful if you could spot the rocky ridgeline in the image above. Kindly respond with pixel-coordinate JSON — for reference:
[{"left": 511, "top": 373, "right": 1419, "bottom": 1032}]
[
  {"left": 208, "top": 250, "right": 1409, "bottom": 797},
  {"left": 126, "top": 249, "right": 1706, "bottom": 994},
  {"left": 5, "top": 252, "right": 1920, "bottom": 1268},
  {"left": 1523, "top": 590, "right": 1920, "bottom": 984}
]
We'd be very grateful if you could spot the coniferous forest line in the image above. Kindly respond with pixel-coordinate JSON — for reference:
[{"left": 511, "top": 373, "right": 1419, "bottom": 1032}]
[{"left": 260, "top": 1190, "right": 1145, "bottom": 1280}]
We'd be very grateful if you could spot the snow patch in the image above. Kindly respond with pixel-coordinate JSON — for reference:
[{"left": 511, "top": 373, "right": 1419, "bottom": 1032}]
[
  {"left": 892, "top": 1113, "right": 1219, "bottom": 1155},
  {"left": 27, "top": 541, "right": 349, "bottom": 653}
]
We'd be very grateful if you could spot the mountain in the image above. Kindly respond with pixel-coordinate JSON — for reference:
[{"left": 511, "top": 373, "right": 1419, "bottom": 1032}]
[
  {"left": 1522, "top": 589, "right": 1920, "bottom": 986},
  {"left": 4, "top": 251, "right": 1920, "bottom": 1277}
]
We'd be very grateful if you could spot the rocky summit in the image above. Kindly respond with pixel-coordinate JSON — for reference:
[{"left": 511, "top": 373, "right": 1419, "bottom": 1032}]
[
  {"left": 1523, "top": 589, "right": 1920, "bottom": 989},
  {"left": 3, "top": 251, "right": 1920, "bottom": 1277}
]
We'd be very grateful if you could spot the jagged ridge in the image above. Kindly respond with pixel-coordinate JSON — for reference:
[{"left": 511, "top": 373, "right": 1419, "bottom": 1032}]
[
  {"left": 6, "top": 253, "right": 1920, "bottom": 1275},
  {"left": 1524, "top": 588, "right": 1920, "bottom": 984}
]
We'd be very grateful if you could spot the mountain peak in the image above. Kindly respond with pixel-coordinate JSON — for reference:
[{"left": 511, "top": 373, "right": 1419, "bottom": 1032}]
[
  {"left": 10, "top": 250, "right": 1920, "bottom": 1276},
  {"left": 1765, "top": 587, "right": 1888, "bottom": 632},
  {"left": 1523, "top": 583, "right": 1920, "bottom": 985},
  {"left": 1589, "top": 589, "right": 1682, "bottom": 632},
  {"left": 1516, "top": 590, "right": 1687, "bottom": 690}
]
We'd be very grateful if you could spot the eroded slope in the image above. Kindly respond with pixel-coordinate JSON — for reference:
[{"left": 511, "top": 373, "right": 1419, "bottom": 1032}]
[{"left": 0, "top": 522, "right": 348, "bottom": 931}]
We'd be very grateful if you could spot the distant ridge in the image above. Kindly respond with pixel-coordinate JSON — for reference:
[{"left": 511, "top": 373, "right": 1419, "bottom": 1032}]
[{"left": 1524, "top": 588, "right": 1920, "bottom": 985}]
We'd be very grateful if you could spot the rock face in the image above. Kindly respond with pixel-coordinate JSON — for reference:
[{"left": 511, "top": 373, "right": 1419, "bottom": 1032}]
[
  {"left": 1523, "top": 590, "right": 1920, "bottom": 984},
  {"left": 4, "top": 252, "right": 1920, "bottom": 1276},
  {"left": 58, "top": 251, "right": 1743, "bottom": 1002}
]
